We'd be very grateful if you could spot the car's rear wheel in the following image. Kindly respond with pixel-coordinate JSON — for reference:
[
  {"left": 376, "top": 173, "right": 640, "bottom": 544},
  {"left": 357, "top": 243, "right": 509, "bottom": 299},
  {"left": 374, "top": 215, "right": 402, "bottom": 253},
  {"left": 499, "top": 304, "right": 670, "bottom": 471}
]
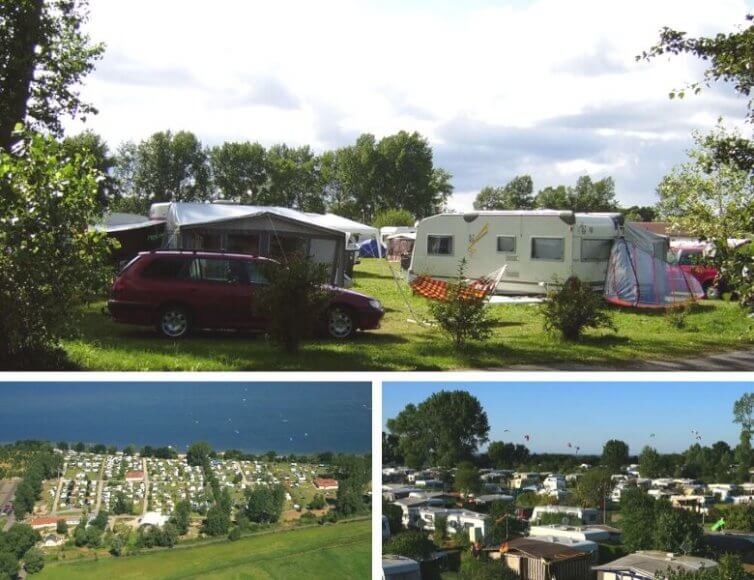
[
  {"left": 326, "top": 306, "right": 355, "bottom": 339},
  {"left": 157, "top": 306, "right": 191, "bottom": 338}
]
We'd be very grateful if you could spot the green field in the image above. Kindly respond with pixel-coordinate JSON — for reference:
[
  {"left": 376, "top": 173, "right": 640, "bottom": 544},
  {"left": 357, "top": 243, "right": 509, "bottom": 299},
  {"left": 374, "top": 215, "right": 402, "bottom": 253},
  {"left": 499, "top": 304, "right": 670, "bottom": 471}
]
[
  {"left": 60, "top": 259, "right": 754, "bottom": 371},
  {"left": 38, "top": 519, "right": 370, "bottom": 579}
]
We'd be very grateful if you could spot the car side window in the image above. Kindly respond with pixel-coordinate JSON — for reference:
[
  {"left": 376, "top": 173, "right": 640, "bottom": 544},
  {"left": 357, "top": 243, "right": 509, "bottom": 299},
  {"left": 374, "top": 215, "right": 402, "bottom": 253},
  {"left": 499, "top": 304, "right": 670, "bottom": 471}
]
[
  {"left": 140, "top": 257, "right": 189, "bottom": 279},
  {"left": 244, "top": 261, "right": 269, "bottom": 285},
  {"left": 189, "top": 259, "right": 233, "bottom": 283}
]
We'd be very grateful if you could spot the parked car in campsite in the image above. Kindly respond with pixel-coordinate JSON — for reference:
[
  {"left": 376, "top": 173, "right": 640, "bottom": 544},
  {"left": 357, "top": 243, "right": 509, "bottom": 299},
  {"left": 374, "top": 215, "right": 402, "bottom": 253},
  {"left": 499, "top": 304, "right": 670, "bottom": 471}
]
[
  {"left": 669, "top": 244, "right": 721, "bottom": 298},
  {"left": 107, "top": 250, "right": 385, "bottom": 339}
]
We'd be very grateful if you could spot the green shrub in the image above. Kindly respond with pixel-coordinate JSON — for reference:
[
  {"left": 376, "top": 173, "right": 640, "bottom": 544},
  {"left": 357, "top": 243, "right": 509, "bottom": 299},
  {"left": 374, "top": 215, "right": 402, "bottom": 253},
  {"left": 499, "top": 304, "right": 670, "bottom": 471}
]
[
  {"left": 372, "top": 208, "right": 415, "bottom": 229},
  {"left": 228, "top": 527, "right": 241, "bottom": 541},
  {"left": 434, "top": 514, "right": 448, "bottom": 541},
  {"left": 0, "top": 131, "right": 113, "bottom": 369},
  {"left": 383, "top": 530, "right": 436, "bottom": 560},
  {"left": 258, "top": 255, "right": 333, "bottom": 353},
  {"left": 542, "top": 276, "right": 616, "bottom": 340},
  {"left": 429, "top": 258, "right": 494, "bottom": 350}
]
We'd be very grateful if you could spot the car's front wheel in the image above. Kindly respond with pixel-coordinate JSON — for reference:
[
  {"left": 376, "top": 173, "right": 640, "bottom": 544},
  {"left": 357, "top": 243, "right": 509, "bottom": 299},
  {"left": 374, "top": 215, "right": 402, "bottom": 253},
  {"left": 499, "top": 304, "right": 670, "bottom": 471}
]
[
  {"left": 157, "top": 306, "right": 192, "bottom": 338},
  {"left": 704, "top": 284, "right": 720, "bottom": 300},
  {"left": 326, "top": 306, "right": 356, "bottom": 339}
]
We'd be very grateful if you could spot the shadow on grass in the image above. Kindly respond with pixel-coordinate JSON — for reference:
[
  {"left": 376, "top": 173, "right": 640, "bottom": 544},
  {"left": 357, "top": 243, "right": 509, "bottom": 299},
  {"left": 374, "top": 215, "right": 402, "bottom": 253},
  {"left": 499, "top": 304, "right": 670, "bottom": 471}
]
[{"left": 0, "top": 346, "right": 81, "bottom": 371}]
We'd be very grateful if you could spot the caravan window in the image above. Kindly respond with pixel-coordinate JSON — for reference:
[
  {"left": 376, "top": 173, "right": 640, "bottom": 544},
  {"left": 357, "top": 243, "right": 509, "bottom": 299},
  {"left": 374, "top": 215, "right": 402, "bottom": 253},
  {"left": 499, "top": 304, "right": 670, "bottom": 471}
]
[
  {"left": 227, "top": 234, "right": 260, "bottom": 255},
  {"left": 531, "top": 237, "right": 564, "bottom": 261},
  {"left": 581, "top": 239, "right": 613, "bottom": 261},
  {"left": 269, "top": 236, "right": 308, "bottom": 263},
  {"left": 496, "top": 236, "right": 516, "bottom": 253},
  {"left": 427, "top": 235, "right": 453, "bottom": 255}
]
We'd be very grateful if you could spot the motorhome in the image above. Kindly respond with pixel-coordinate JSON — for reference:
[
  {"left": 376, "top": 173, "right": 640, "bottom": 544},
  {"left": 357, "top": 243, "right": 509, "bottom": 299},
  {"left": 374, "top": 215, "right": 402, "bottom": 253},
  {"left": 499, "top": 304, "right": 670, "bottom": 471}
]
[{"left": 409, "top": 210, "right": 623, "bottom": 295}]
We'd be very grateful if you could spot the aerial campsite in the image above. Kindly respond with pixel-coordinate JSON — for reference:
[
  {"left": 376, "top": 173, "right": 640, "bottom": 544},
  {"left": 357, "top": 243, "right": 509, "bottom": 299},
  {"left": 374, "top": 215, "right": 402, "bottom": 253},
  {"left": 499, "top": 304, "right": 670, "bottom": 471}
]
[{"left": 382, "top": 382, "right": 754, "bottom": 579}]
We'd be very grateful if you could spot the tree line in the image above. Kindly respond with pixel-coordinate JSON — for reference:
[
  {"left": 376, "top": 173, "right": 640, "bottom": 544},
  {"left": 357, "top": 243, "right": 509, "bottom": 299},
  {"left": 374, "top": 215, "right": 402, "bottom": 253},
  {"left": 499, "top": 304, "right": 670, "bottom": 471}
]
[
  {"left": 67, "top": 128, "right": 453, "bottom": 225},
  {"left": 384, "top": 390, "right": 754, "bottom": 486},
  {"left": 472, "top": 173, "right": 657, "bottom": 221}
]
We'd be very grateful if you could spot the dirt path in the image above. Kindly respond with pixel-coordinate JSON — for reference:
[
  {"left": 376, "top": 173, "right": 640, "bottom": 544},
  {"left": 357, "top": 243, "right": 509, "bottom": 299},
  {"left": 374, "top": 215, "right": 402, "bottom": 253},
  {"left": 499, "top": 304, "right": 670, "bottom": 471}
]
[
  {"left": 0, "top": 479, "right": 19, "bottom": 531},
  {"left": 484, "top": 348, "right": 754, "bottom": 372}
]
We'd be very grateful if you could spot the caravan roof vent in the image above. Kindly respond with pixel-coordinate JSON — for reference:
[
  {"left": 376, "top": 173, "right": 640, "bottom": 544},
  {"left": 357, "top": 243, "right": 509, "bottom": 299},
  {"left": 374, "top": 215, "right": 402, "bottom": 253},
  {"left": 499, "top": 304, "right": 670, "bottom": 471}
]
[{"left": 463, "top": 212, "right": 479, "bottom": 223}]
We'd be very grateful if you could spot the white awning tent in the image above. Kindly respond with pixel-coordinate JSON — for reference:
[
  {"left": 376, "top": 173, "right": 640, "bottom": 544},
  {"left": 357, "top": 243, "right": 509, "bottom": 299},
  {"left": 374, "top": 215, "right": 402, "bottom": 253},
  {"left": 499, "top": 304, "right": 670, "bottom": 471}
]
[
  {"left": 154, "top": 202, "right": 378, "bottom": 285},
  {"left": 93, "top": 212, "right": 165, "bottom": 233}
]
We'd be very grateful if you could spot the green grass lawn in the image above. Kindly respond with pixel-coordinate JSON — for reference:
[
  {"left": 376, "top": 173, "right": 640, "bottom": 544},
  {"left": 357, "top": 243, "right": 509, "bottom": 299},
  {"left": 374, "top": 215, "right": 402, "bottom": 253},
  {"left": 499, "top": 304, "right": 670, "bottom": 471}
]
[
  {"left": 38, "top": 519, "right": 370, "bottom": 579},
  {"left": 60, "top": 259, "right": 754, "bottom": 370}
]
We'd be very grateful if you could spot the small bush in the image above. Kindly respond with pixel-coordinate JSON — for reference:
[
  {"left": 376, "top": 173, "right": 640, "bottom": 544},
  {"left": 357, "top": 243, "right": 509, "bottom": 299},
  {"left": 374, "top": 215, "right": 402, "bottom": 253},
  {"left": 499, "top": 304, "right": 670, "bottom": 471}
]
[
  {"left": 372, "top": 208, "right": 415, "bottom": 230},
  {"left": 429, "top": 258, "right": 495, "bottom": 350},
  {"left": 542, "top": 276, "right": 616, "bottom": 341},
  {"left": 228, "top": 527, "right": 241, "bottom": 541},
  {"left": 665, "top": 304, "right": 688, "bottom": 329},
  {"left": 383, "top": 530, "right": 436, "bottom": 560},
  {"left": 258, "top": 255, "right": 333, "bottom": 353}
]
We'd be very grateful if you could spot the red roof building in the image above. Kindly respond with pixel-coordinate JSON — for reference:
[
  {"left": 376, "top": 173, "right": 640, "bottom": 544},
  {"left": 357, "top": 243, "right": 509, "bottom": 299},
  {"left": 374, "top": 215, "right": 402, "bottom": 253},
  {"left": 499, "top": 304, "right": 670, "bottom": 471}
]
[{"left": 313, "top": 478, "right": 339, "bottom": 490}]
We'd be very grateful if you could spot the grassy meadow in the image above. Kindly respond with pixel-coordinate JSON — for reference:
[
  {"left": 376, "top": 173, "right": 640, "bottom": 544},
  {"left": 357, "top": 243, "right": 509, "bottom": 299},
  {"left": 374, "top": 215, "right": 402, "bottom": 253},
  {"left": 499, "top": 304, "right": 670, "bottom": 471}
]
[
  {"left": 37, "top": 519, "right": 370, "bottom": 579},
  {"left": 59, "top": 259, "right": 754, "bottom": 371}
]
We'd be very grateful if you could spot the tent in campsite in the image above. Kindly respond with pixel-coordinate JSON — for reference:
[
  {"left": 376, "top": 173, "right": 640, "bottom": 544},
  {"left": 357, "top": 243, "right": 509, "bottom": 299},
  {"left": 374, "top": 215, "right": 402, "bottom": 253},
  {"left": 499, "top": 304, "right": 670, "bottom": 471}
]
[
  {"left": 358, "top": 238, "right": 386, "bottom": 258},
  {"left": 604, "top": 222, "right": 704, "bottom": 308},
  {"left": 387, "top": 232, "right": 416, "bottom": 261},
  {"left": 154, "top": 202, "right": 371, "bottom": 286},
  {"left": 94, "top": 212, "right": 165, "bottom": 264}
]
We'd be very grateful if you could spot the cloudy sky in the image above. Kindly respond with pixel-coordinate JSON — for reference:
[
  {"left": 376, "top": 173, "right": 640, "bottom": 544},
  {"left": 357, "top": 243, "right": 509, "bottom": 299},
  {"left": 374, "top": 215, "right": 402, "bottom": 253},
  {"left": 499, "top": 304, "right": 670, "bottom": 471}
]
[{"left": 67, "top": 0, "right": 754, "bottom": 210}]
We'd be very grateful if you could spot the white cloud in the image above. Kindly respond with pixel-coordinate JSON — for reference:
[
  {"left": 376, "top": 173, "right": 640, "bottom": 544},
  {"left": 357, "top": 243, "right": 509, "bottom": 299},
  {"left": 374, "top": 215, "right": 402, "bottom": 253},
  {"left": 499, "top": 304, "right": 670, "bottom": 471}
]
[{"left": 66, "top": 0, "right": 754, "bottom": 206}]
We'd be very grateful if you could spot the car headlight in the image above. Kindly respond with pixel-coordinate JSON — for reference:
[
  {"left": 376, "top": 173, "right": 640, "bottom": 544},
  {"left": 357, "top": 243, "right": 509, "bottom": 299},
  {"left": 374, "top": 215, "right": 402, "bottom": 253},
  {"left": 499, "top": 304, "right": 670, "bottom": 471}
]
[{"left": 368, "top": 299, "right": 382, "bottom": 310}]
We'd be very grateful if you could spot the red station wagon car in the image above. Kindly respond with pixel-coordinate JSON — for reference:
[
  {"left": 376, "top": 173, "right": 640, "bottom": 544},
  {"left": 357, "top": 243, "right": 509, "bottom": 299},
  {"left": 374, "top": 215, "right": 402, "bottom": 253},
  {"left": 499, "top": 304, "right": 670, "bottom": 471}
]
[
  {"left": 669, "top": 244, "right": 721, "bottom": 298},
  {"left": 107, "top": 250, "right": 385, "bottom": 339}
]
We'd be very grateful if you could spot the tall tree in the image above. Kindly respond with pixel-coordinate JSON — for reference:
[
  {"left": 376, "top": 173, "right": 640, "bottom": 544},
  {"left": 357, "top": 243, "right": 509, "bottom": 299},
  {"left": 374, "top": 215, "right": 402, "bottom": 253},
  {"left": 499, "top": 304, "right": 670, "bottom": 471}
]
[
  {"left": 454, "top": 461, "right": 482, "bottom": 496},
  {"left": 129, "top": 130, "right": 211, "bottom": 206},
  {"left": 378, "top": 130, "right": 450, "bottom": 218},
  {"left": 386, "top": 390, "right": 489, "bottom": 469},
  {"left": 641, "top": 16, "right": 754, "bottom": 172},
  {"left": 62, "top": 131, "right": 116, "bottom": 211},
  {"left": 487, "top": 441, "right": 530, "bottom": 469},
  {"left": 570, "top": 176, "right": 617, "bottom": 212},
  {"left": 209, "top": 141, "right": 267, "bottom": 203},
  {"left": 262, "top": 144, "right": 324, "bottom": 212},
  {"left": 0, "top": 0, "right": 104, "bottom": 150},
  {"left": 734, "top": 393, "right": 754, "bottom": 481},
  {"left": 601, "top": 439, "right": 629, "bottom": 472},
  {"left": 639, "top": 446, "right": 665, "bottom": 478},
  {"left": 474, "top": 175, "right": 534, "bottom": 210},
  {"left": 534, "top": 185, "right": 570, "bottom": 209}
]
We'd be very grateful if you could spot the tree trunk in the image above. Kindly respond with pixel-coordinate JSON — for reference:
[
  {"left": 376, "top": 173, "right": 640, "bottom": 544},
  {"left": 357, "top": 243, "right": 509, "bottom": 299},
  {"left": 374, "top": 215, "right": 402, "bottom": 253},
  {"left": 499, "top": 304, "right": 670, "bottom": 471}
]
[{"left": 0, "top": 0, "right": 44, "bottom": 152}]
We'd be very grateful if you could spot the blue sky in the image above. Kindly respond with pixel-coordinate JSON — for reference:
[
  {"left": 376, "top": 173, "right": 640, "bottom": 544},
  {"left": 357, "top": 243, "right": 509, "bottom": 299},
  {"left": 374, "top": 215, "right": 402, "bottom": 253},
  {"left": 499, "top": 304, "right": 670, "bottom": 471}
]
[
  {"left": 383, "top": 382, "right": 752, "bottom": 455},
  {"left": 67, "top": 0, "right": 754, "bottom": 210}
]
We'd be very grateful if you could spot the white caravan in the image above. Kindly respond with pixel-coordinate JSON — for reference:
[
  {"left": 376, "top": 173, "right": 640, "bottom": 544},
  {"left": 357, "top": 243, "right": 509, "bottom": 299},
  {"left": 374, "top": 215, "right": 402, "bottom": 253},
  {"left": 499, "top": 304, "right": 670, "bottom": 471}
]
[{"left": 409, "top": 210, "right": 623, "bottom": 295}]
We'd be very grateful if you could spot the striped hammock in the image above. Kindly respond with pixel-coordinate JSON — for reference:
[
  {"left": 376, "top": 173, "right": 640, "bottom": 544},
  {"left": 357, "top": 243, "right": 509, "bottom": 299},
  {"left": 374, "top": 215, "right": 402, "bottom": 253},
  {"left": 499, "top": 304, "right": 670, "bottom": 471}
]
[{"left": 410, "top": 266, "right": 506, "bottom": 302}]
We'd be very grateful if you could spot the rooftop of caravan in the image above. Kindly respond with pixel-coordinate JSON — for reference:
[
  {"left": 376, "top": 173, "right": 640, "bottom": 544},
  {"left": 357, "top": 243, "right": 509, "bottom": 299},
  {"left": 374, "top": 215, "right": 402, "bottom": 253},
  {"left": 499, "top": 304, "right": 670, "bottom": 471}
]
[
  {"left": 593, "top": 551, "right": 718, "bottom": 575},
  {"left": 419, "top": 210, "right": 623, "bottom": 225}
]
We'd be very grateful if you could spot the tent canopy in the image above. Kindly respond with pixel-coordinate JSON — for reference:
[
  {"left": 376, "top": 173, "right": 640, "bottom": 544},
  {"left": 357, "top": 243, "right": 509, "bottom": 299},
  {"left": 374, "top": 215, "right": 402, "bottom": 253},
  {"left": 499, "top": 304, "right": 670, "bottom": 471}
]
[
  {"left": 358, "top": 238, "right": 386, "bottom": 257},
  {"left": 605, "top": 225, "right": 703, "bottom": 308}
]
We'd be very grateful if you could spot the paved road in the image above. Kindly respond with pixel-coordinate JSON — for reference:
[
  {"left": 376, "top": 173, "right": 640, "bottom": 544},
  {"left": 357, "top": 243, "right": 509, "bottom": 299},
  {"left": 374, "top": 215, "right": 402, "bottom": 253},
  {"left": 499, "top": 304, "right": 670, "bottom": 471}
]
[
  {"left": 486, "top": 348, "right": 754, "bottom": 372},
  {"left": 141, "top": 458, "right": 149, "bottom": 515},
  {"left": 0, "top": 479, "right": 20, "bottom": 531}
]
